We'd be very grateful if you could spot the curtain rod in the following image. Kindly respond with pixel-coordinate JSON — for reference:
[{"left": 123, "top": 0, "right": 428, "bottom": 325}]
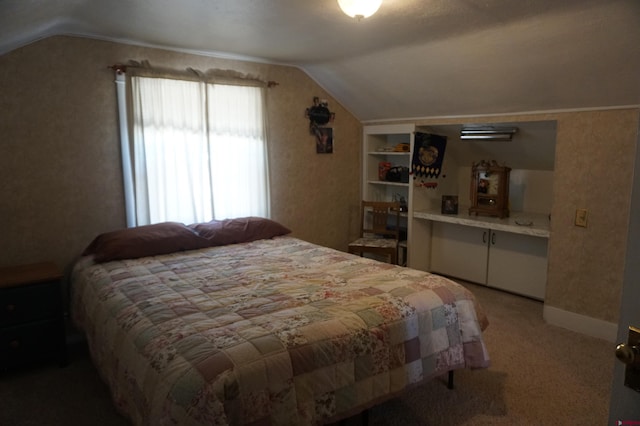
[{"left": 107, "top": 61, "right": 279, "bottom": 88}]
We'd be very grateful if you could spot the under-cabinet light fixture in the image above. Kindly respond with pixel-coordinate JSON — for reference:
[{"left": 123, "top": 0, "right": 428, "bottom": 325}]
[{"left": 460, "top": 126, "right": 518, "bottom": 141}]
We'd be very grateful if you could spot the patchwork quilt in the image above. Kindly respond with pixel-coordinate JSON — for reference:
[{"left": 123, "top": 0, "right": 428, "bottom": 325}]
[{"left": 71, "top": 236, "right": 490, "bottom": 425}]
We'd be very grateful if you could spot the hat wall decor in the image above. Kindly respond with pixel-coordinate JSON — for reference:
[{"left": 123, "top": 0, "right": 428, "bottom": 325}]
[{"left": 305, "top": 97, "right": 335, "bottom": 131}]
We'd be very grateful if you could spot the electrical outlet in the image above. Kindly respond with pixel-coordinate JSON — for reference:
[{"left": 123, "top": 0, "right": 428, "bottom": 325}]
[{"left": 575, "top": 209, "right": 588, "bottom": 227}]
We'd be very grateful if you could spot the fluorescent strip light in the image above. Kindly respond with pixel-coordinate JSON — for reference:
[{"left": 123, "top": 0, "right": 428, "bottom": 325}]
[
  {"left": 460, "top": 127, "right": 518, "bottom": 141},
  {"left": 460, "top": 134, "right": 514, "bottom": 140}
]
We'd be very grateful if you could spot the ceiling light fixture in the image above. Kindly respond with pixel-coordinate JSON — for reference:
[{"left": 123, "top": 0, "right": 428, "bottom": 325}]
[{"left": 338, "top": 0, "right": 382, "bottom": 19}]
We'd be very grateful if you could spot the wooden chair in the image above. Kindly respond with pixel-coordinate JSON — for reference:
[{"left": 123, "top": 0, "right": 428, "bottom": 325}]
[{"left": 348, "top": 201, "right": 401, "bottom": 264}]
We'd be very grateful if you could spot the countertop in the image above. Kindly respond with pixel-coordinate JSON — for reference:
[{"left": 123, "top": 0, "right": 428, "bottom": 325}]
[{"left": 413, "top": 209, "right": 550, "bottom": 238}]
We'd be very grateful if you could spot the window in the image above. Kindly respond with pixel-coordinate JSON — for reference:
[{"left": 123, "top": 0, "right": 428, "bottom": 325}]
[{"left": 117, "top": 74, "right": 269, "bottom": 226}]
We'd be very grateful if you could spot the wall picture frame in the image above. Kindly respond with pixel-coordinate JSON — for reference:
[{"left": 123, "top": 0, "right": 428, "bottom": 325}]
[
  {"left": 315, "top": 126, "right": 333, "bottom": 153},
  {"left": 441, "top": 195, "right": 459, "bottom": 215}
]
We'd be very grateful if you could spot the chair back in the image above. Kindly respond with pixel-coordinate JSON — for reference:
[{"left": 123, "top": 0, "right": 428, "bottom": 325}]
[{"left": 361, "top": 201, "right": 400, "bottom": 239}]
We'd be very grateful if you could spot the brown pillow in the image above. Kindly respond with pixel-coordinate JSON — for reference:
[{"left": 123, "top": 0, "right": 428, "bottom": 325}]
[
  {"left": 83, "top": 222, "right": 211, "bottom": 263},
  {"left": 190, "top": 216, "right": 291, "bottom": 246}
]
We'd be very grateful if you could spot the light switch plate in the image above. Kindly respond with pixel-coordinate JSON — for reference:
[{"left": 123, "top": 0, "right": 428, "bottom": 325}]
[{"left": 575, "top": 209, "right": 588, "bottom": 227}]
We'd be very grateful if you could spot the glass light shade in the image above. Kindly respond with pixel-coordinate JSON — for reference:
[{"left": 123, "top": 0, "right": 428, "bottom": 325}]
[{"left": 338, "top": 0, "right": 382, "bottom": 19}]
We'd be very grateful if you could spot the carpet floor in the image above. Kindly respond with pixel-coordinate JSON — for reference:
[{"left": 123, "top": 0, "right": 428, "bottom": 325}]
[{"left": 0, "top": 282, "right": 614, "bottom": 425}]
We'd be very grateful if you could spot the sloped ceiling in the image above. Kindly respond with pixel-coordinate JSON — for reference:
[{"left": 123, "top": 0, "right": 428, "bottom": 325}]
[{"left": 1, "top": 0, "right": 639, "bottom": 121}]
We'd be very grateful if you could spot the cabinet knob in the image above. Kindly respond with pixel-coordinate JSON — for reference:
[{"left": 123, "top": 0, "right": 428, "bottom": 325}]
[
  {"left": 9, "top": 339, "right": 20, "bottom": 350},
  {"left": 6, "top": 303, "right": 15, "bottom": 313}
]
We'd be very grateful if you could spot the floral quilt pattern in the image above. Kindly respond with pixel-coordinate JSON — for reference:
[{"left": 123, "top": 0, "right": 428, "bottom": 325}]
[{"left": 71, "top": 236, "right": 490, "bottom": 425}]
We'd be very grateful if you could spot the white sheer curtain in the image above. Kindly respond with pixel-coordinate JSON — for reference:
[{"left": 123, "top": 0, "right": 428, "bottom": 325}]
[
  {"left": 119, "top": 75, "right": 269, "bottom": 226},
  {"left": 208, "top": 84, "right": 270, "bottom": 220}
]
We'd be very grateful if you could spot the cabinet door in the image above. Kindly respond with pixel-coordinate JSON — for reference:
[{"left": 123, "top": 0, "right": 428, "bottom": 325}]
[
  {"left": 487, "top": 230, "right": 548, "bottom": 300},
  {"left": 430, "top": 222, "right": 489, "bottom": 284}
]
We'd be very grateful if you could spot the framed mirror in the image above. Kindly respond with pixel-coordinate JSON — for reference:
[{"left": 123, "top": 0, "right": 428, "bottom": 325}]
[{"left": 469, "top": 160, "right": 511, "bottom": 218}]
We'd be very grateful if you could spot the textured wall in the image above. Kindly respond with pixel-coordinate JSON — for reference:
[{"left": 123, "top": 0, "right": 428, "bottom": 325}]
[
  {"left": 0, "top": 36, "right": 362, "bottom": 271},
  {"left": 548, "top": 109, "right": 639, "bottom": 323}
]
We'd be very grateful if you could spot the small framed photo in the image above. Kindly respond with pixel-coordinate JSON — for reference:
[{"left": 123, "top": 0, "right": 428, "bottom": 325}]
[
  {"left": 478, "top": 178, "right": 490, "bottom": 193},
  {"left": 315, "top": 127, "right": 333, "bottom": 153},
  {"left": 441, "top": 195, "right": 459, "bottom": 215}
]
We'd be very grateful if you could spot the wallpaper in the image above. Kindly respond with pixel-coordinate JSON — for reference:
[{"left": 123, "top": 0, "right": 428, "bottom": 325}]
[
  {"left": 0, "top": 36, "right": 362, "bottom": 273},
  {"left": 1, "top": 35, "right": 638, "bottom": 326}
]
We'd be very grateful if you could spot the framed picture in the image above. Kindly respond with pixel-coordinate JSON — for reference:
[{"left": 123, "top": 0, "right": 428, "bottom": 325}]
[
  {"left": 441, "top": 195, "right": 459, "bottom": 215},
  {"left": 315, "top": 126, "right": 333, "bottom": 153}
]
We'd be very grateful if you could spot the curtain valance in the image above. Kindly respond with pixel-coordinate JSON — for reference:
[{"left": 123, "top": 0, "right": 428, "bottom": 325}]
[{"left": 109, "top": 60, "right": 278, "bottom": 88}]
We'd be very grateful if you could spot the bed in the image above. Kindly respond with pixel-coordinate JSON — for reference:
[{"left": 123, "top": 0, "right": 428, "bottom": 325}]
[{"left": 71, "top": 217, "right": 490, "bottom": 425}]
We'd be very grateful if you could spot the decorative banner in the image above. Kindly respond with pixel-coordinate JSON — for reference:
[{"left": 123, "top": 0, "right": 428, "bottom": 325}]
[{"left": 412, "top": 132, "right": 447, "bottom": 179}]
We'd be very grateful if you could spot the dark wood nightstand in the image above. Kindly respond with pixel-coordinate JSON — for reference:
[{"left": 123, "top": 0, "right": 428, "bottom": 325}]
[{"left": 0, "top": 262, "right": 67, "bottom": 370}]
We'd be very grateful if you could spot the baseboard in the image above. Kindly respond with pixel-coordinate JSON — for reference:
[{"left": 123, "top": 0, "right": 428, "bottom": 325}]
[{"left": 543, "top": 304, "right": 618, "bottom": 342}]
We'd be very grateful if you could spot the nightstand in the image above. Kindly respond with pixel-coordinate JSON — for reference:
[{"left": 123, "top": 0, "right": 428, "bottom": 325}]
[{"left": 0, "top": 262, "right": 67, "bottom": 370}]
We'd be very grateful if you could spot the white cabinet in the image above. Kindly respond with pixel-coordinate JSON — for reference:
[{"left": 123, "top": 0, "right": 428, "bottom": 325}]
[
  {"left": 430, "top": 222, "right": 488, "bottom": 283},
  {"left": 430, "top": 221, "right": 548, "bottom": 300},
  {"left": 487, "top": 230, "right": 548, "bottom": 300}
]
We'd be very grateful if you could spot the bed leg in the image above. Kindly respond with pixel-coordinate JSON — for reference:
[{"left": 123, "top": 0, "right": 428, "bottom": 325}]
[
  {"left": 447, "top": 370, "right": 454, "bottom": 389},
  {"left": 362, "top": 409, "right": 369, "bottom": 425},
  {"left": 338, "top": 409, "right": 369, "bottom": 426}
]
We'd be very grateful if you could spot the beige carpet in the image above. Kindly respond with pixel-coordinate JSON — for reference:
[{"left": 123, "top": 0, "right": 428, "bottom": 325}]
[
  {"left": 368, "top": 282, "right": 614, "bottom": 425},
  {"left": 0, "top": 282, "right": 614, "bottom": 425}
]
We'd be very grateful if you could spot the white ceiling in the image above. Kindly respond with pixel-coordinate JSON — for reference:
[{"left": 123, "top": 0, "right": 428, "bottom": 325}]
[{"left": 1, "top": 0, "right": 639, "bottom": 121}]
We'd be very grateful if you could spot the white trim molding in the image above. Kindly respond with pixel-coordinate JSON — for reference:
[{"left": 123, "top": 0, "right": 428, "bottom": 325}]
[{"left": 543, "top": 304, "right": 618, "bottom": 343}]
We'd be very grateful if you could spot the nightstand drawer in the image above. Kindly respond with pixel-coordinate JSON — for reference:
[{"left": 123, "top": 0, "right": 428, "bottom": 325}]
[
  {"left": 0, "top": 319, "right": 65, "bottom": 366},
  {"left": 0, "top": 281, "right": 62, "bottom": 327}
]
